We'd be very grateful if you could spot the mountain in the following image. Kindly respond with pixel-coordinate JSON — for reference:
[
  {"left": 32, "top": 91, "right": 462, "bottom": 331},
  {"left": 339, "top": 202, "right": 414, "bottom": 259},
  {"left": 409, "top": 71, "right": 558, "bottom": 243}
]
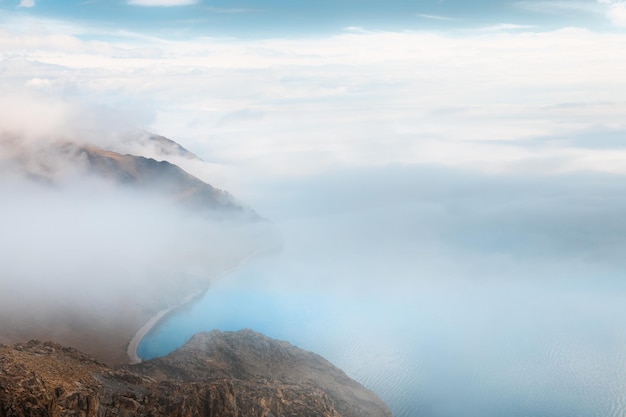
[
  {"left": 133, "top": 132, "right": 201, "bottom": 161},
  {"left": 0, "top": 132, "right": 269, "bottom": 364},
  {"left": 75, "top": 144, "right": 251, "bottom": 217},
  {"left": 0, "top": 330, "right": 393, "bottom": 417},
  {"left": 2, "top": 133, "right": 255, "bottom": 219},
  {"left": 0, "top": 133, "right": 393, "bottom": 416}
]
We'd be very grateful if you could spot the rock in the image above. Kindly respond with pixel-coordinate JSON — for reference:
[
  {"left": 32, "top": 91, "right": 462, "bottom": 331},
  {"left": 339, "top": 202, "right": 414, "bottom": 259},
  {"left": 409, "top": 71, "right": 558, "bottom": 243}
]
[{"left": 0, "top": 330, "right": 393, "bottom": 417}]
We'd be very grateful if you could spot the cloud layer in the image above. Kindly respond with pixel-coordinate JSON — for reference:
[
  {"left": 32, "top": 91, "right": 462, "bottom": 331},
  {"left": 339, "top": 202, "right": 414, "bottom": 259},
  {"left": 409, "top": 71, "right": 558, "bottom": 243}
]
[
  {"left": 0, "top": 82, "right": 275, "bottom": 353},
  {"left": 599, "top": 0, "right": 626, "bottom": 25},
  {"left": 2, "top": 23, "right": 626, "bottom": 192}
]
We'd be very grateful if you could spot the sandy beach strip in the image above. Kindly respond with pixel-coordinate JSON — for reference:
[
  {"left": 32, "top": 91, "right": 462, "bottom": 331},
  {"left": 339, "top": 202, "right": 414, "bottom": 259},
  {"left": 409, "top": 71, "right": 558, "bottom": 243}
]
[
  {"left": 126, "top": 251, "right": 263, "bottom": 364},
  {"left": 127, "top": 290, "right": 205, "bottom": 364}
]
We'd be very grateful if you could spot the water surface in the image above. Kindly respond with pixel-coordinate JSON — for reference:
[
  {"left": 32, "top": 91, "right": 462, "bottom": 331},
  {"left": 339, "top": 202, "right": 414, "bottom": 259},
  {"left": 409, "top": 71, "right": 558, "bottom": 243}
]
[{"left": 140, "top": 170, "right": 626, "bottom": 417}]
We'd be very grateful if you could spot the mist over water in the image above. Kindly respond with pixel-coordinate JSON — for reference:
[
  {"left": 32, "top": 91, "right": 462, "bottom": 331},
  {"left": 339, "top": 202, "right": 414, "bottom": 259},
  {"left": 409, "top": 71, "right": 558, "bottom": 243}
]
[{"left": 140, "top": 166, "right": 626, "bottom": 417}]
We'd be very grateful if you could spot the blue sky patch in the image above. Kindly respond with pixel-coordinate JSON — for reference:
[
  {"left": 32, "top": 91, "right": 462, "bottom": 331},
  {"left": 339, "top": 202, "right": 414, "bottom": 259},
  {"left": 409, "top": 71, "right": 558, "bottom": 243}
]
[{"left": 0, "top": 0, "right": 616, "bottom": 37}]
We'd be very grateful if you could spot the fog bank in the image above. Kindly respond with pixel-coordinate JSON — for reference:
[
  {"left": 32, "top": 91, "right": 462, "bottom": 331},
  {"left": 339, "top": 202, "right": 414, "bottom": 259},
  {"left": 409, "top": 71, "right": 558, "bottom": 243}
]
[
  {"left": 141, "top": 162, "right": 626, "bottom": 417},
  {"left": 0, "top": 99, "right": 276, "bottom": 358}
]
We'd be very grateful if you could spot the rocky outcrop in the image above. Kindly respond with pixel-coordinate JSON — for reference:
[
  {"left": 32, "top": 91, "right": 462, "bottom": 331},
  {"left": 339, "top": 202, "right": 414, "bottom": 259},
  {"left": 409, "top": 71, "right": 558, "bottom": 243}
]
[{"left": 0, "top": 330, "right": 392, "bottom": 417}]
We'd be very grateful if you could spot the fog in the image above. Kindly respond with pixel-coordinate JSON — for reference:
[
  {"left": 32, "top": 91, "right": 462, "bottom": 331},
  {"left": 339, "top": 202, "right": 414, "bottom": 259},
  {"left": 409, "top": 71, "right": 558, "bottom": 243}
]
[
  {"left": 1, "top": 181, "right": 265, "bottom": 300},
  {"left": 0, "top": 98, "right": 275, "bottom": 351},
  {"left": 139, "top": 164, "right": 626, "bottom": 417}
]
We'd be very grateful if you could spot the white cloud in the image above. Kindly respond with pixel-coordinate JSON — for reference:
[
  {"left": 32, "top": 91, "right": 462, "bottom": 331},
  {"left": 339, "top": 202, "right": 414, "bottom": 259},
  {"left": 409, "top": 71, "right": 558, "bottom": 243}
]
[
  {"left": 127, "top": 0, "right": 198, "bottom": 6},
  {"left": 416, "top": 14, "right": 456, "bottom": 21},
  {"left": 479, "top": 23, "right": 535, "bottom": 31},
  {"left": 599, "top": 0, "right": 626, "bottom": 26},
  {"left": 18, "top": 0, "right": 35, "bottom": 8},
  {"left": 3, "top": 22, "right": 626, "bottom": 185},
  {"left": 343, "top": 26, "right": 369, "bottom": 33},
  {"left": 524, "top": 0, "right": 626, "bottom": 27}
]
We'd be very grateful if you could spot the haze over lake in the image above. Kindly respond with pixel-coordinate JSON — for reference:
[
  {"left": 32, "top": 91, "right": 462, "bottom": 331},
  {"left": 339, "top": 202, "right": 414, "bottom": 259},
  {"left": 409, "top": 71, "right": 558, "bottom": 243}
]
[{"left": 140, "top": 166, "right": 626, "bottom": 417}]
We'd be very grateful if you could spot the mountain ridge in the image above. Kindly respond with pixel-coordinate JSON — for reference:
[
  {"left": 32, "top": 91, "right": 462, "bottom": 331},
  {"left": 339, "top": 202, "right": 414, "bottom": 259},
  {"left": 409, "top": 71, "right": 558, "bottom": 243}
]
[
  {"left": 75, "top": 144, "right": 254, "bottom": 218},
  {"left": 0, "top": 329, "right": 393, "bottom": 417},
  {"left": 0, "top": 133, "right": 255, "bottom": 219}
]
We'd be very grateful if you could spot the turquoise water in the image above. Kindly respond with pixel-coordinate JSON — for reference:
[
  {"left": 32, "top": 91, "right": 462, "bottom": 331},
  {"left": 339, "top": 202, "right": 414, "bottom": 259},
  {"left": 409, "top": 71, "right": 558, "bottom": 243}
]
[
  {"left": 139, "top": 174, "right": 626, "bottom": 417},
  {"left": 138, "top": 244, "right": 626, "bottom": 417}
]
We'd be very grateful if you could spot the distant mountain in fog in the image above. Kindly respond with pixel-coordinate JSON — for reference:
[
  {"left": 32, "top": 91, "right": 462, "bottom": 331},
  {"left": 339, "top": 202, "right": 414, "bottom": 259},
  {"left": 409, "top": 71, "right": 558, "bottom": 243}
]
[
  {"left": 139, "top": 133, "right": 201, "bottom": 161},
  {"left": 1, "top": 132, "right": 257, "bottom": 220},
  {"left": 76, "top": 144, "right": 251, "bottom": 217}
]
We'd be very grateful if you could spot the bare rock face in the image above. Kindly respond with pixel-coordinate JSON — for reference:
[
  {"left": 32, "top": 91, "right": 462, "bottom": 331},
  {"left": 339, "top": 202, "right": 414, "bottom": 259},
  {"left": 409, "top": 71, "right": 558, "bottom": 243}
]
[{"left": 0, "top": 330, "right": 393, "bottom": 417}]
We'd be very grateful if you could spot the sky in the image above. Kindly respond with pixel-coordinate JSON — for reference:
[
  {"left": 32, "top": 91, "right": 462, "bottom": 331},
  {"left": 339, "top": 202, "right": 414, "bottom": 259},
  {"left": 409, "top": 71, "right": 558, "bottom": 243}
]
[
  {"left": 0, "top": 0, "right": 624, "bottom": 37},
  {"left": 1, "top": 0, "right": 626, "bottom": 193}
]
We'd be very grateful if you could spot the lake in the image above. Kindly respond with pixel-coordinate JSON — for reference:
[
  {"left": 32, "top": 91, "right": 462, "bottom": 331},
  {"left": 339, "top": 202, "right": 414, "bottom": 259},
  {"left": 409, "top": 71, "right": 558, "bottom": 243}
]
[
  {"left": 138, "top": 197, "right": 626, "bottom": 417},
  {"left": 139, "top": 168, "right": 626, "bottom": 417}
]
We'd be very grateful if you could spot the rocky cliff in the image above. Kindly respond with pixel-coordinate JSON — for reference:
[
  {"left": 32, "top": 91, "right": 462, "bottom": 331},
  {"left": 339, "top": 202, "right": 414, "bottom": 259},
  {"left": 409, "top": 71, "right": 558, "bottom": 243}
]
[{"left": 0, "top": 330, "right": 392, "bottom": 417}]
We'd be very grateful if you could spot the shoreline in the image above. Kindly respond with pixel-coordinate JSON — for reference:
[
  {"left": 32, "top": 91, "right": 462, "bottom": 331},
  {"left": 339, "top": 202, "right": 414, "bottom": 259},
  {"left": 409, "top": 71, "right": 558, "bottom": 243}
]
[
  {"left": 126, "top": 289, "right": 206, "bottom": 365},
  {"left": 126, "top": 250, "right": 264, "bottom": 364}
]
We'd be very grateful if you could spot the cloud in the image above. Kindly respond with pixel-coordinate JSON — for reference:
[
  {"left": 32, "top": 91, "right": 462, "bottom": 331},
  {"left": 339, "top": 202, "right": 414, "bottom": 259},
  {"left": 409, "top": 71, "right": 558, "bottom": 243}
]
[
  {"left": 17, "top": 0, "right": 35, "bottom": 8},
  {"left": 517, "top": 0, "right": 626, "bottom": 27},
  {"left": 416, "top": 13, "right": 456, "bottom": 21},
  {"left": 608, "top": 3, "right": 626, "bottom": 25},
  {"left": 343, "top": 26, "right": 369, "bottom": 33},
  {"left": 0, "top": 175, "right": 272, "bottom": 335},
  {"left": 0, "top": 87, "right": 276, "bottom": 353},
  {"left": 599, "top": 0, "right": 626, "bottom": 26},
  {"left": 127, "top": 0, "right": 198, "bottom": 6},
  {"left": 3, "top": 21, "right": 626, "bottom": 185},
  {"left": 479, "top": 23, "right": 535, "bottom": 31}
]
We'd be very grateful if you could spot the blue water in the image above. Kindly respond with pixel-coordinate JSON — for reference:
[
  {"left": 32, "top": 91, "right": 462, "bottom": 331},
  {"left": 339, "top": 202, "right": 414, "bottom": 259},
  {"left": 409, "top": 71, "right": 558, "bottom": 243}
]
[
  {"left": 139, "top": 177, "right": 626, "bottom": 417},
  {"left": 138, "top": 252, "right": 626, "bottom": 417}
]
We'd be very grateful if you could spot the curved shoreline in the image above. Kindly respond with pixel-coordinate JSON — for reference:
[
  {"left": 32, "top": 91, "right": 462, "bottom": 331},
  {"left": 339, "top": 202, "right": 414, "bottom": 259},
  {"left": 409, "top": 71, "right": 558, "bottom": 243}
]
[
  {"left": 127, "top": 290, "right": 205, "bottom": 364},
  {"left": 126, "top": 250, "right": 264, "bottom": 364}
]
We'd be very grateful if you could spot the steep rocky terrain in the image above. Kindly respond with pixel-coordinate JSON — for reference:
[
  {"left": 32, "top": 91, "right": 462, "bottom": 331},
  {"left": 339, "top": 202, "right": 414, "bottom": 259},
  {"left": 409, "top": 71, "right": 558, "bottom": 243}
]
[{"left": 0, "top": 330, "right": 392, "bottom": 417}]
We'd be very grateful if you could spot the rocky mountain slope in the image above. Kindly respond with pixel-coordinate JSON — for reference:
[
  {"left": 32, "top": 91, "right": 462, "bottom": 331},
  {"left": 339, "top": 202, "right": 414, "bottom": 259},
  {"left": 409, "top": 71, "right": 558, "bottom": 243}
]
[
  {"left": 1, "top": 132, "right": 253, "bottom": 219},
  {"left": 75, "top": 144, "right": 251, "bottom": 217},
  {"left": 0, "top": 330, "right": 392, "bottom": 417}
]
